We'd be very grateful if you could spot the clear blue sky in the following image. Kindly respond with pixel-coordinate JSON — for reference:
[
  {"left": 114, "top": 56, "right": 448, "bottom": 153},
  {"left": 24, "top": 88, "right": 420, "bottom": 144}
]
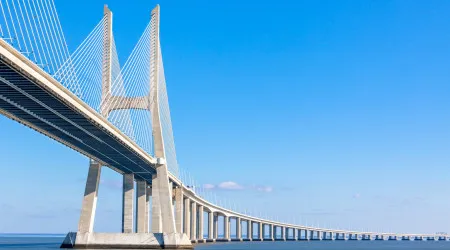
[{"left": 0, "top": 0, "right": 449, "bottom": 234}]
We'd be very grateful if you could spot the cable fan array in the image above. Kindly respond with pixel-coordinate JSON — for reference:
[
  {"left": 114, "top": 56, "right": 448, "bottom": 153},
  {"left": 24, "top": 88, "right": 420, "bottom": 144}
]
[
  {"left": 156, "top": 45, "right": 179, "bottom": 177},
  {"left": 1, "top": 1, "right": 179, "bottom": 177},
  {"left": 104, "top": 20, "right": 154, "bottom": 157},
  {"left": 0, "top": 0, "right": 79, "bottom": 95},
  {"left": 55, "top": 14, "right": 138, "bottom": 154}
]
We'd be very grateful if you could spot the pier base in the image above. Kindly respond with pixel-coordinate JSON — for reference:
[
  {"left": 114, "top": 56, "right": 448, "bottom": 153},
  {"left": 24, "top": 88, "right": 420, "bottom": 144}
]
[{"left": 61, "top": 232, "right": 192, "bottom": 249}]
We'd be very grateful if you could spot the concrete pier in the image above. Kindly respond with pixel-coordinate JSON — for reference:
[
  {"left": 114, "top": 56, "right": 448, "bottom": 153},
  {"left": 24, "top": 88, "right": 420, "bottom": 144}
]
[
  {"left": 122, "top": 173, "right": 134, "bottom": 233},
  {"left": 190, "top": 202, "right": 197, "bottom": 240},
  {"left": 247, "top": 220, "right": 252, "bottom": 240},
  {"left": 151, "top": 174, "right": 161, "bottom": 233},
  {"left": 184, "top": 198, "right": 191, "bottom": 237},
  {"left": 175, "top": 188, "right": 183, "bottom": 233},
  {"left": 208, "top": 212, "right": 214, "bottom": 240},
  {"left": 198, "top": 205, "right": 204, "bottom": 242},
  {"left": 269, "top": 225, "right": 275, "bottom": 241},
  {"left": 136, "top": 180, "right": 147, "bottom": 233},
  {"left": 213, "top": 215, "right": 218, "bottom": 239},
  {"left": 336, "top": 233, "right": 345, "bottom": 240},
  {"left": 236, "top": 218, "right": 241, "bottom": 240},
  {"left": 224, "top": 216, "right": 230, "bottom": 241},
  {"left": 259, "top": 222, "right": 264, "bottom": 241},
  {"left": 388, "top": 236, "right": 397, "bottom": 241}
]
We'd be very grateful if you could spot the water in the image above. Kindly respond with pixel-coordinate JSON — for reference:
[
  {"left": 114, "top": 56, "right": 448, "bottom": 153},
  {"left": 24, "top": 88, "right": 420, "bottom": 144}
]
[{"left": 0, "top": 236, "right": 450, "bottom": 250}]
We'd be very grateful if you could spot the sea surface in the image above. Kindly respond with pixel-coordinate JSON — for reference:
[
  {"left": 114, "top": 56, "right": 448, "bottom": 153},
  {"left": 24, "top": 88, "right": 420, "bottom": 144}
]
[{"left": 1, "top": 235, "right": 450, "bottom": 250}]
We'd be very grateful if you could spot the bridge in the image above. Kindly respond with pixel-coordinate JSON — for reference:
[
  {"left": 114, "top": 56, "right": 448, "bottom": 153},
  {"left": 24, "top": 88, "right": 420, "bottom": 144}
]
[{"left": 0, "top": 1, "right": 447, "bottom": 249}]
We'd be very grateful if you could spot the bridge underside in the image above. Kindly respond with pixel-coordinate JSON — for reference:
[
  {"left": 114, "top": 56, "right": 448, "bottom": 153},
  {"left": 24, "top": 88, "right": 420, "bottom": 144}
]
[{"left": 0, "top": 59, "right": 155, "bottom": 183}]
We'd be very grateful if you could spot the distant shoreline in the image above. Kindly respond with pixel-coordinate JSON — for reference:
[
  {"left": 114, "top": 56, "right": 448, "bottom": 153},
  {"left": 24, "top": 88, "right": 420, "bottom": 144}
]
[{"left": 0, "top": 233, "right": 65, "bottom": 237}]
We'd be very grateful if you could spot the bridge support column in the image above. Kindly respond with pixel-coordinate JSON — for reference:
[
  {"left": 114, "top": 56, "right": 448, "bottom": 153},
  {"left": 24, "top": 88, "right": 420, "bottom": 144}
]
[
  {"left": 151, "top": 174, "right": 162, "bottom": 233},
  {"left": 208, "top": 212, "right": 214, "bottom": 240},
  {"left": 213, "top": 214, "right": 218, "bottom": 239},
  {"left": 175, "top": 188, "right": 183, "bottom": 233},
  {"left": 153, "top": 166, "right": 178, "bottom": 234},
  {"left": 184, "top": 198, "right": 191, "bottom": 237},
  {"left": 236, "top": 217, "right": 241, "bottom": 240},
  {"left": 122, "top": 173, "right": 134, "bottom": 233},
  {"left": 77, "top": 160, "right": 101, "bottom": 233},
  {"left": 270, "top": 225, "right": 274, "bottom": 241},
  {"left": 136, "top": 180, "right": 148, "bottom": 233},
  {"left": 259, "top": 222, "right": 264, "bottom": 241},
  {"left": 247, "top": 221, "right": 252, "bottom": 240},
  {"left": 190, "top": 202, "right": 197, "bottom": 241},
  {"left": 281, "top": 227, "right": 286, "bottom": 241},
  {"left": 224, "top": 216, "right": 230, "bottom": 241},
  {"left": 198, "top": 205, "right": 204, "bottom": 242}
]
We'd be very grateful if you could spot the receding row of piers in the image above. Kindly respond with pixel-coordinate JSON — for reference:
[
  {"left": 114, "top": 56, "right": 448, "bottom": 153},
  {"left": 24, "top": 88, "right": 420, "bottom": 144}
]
[
  {"left": 75, "top": 161, "right": 449, "bottom": 247},
  {"left": 178, "top": 192, "right": 449, "bottom": 243}
]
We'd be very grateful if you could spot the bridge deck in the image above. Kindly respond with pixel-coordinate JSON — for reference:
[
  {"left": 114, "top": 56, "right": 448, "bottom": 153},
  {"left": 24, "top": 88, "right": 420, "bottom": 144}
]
[{"left": 0, "top": 51, "right": 155, "bottom": 183}]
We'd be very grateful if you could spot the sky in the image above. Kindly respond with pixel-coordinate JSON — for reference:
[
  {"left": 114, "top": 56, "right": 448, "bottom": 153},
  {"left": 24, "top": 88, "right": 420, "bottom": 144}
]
[{"left": 0, "top": 0, "right": 450, "bottom": 235}]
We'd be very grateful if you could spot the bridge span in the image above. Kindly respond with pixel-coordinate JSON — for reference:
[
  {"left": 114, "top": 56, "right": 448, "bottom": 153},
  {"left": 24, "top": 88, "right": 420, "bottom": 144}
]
[{"left": 0, "top": 1, "right": 446, "bottom": 249}]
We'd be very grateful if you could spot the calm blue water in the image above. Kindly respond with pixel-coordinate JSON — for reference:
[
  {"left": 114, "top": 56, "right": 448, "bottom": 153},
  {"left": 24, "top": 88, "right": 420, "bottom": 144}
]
[{"left": 1, "top": 236, "right": 450, "bottom": 250}]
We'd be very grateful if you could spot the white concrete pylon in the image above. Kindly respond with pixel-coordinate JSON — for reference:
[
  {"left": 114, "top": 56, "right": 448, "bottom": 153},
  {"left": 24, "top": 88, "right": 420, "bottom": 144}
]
[
  {"left": 148, "top": 4, "right": 178, "bottom": 235},
  {"left": 77, "top": 160, "right": 101, "bottom": 233},
  {"left": 100, "top": 5, "right": 112, "bottom": 117}
]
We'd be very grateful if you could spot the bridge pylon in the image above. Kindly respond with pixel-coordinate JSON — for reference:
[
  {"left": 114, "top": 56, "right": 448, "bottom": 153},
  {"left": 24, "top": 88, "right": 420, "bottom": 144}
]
[{"left": 61, "top": 4, "right": 191, "bottom": 249}]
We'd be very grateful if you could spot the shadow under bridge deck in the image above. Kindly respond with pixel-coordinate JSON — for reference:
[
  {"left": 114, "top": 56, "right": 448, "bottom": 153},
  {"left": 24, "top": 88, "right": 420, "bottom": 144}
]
[{"left": 0, "top": 40, "right": 157, "bottom": 183}]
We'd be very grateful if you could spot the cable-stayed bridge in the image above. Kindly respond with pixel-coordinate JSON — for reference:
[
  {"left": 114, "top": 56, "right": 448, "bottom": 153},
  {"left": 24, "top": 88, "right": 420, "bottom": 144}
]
[{"left": 0, "top": 1, "right": 447, "bottom": 249}]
